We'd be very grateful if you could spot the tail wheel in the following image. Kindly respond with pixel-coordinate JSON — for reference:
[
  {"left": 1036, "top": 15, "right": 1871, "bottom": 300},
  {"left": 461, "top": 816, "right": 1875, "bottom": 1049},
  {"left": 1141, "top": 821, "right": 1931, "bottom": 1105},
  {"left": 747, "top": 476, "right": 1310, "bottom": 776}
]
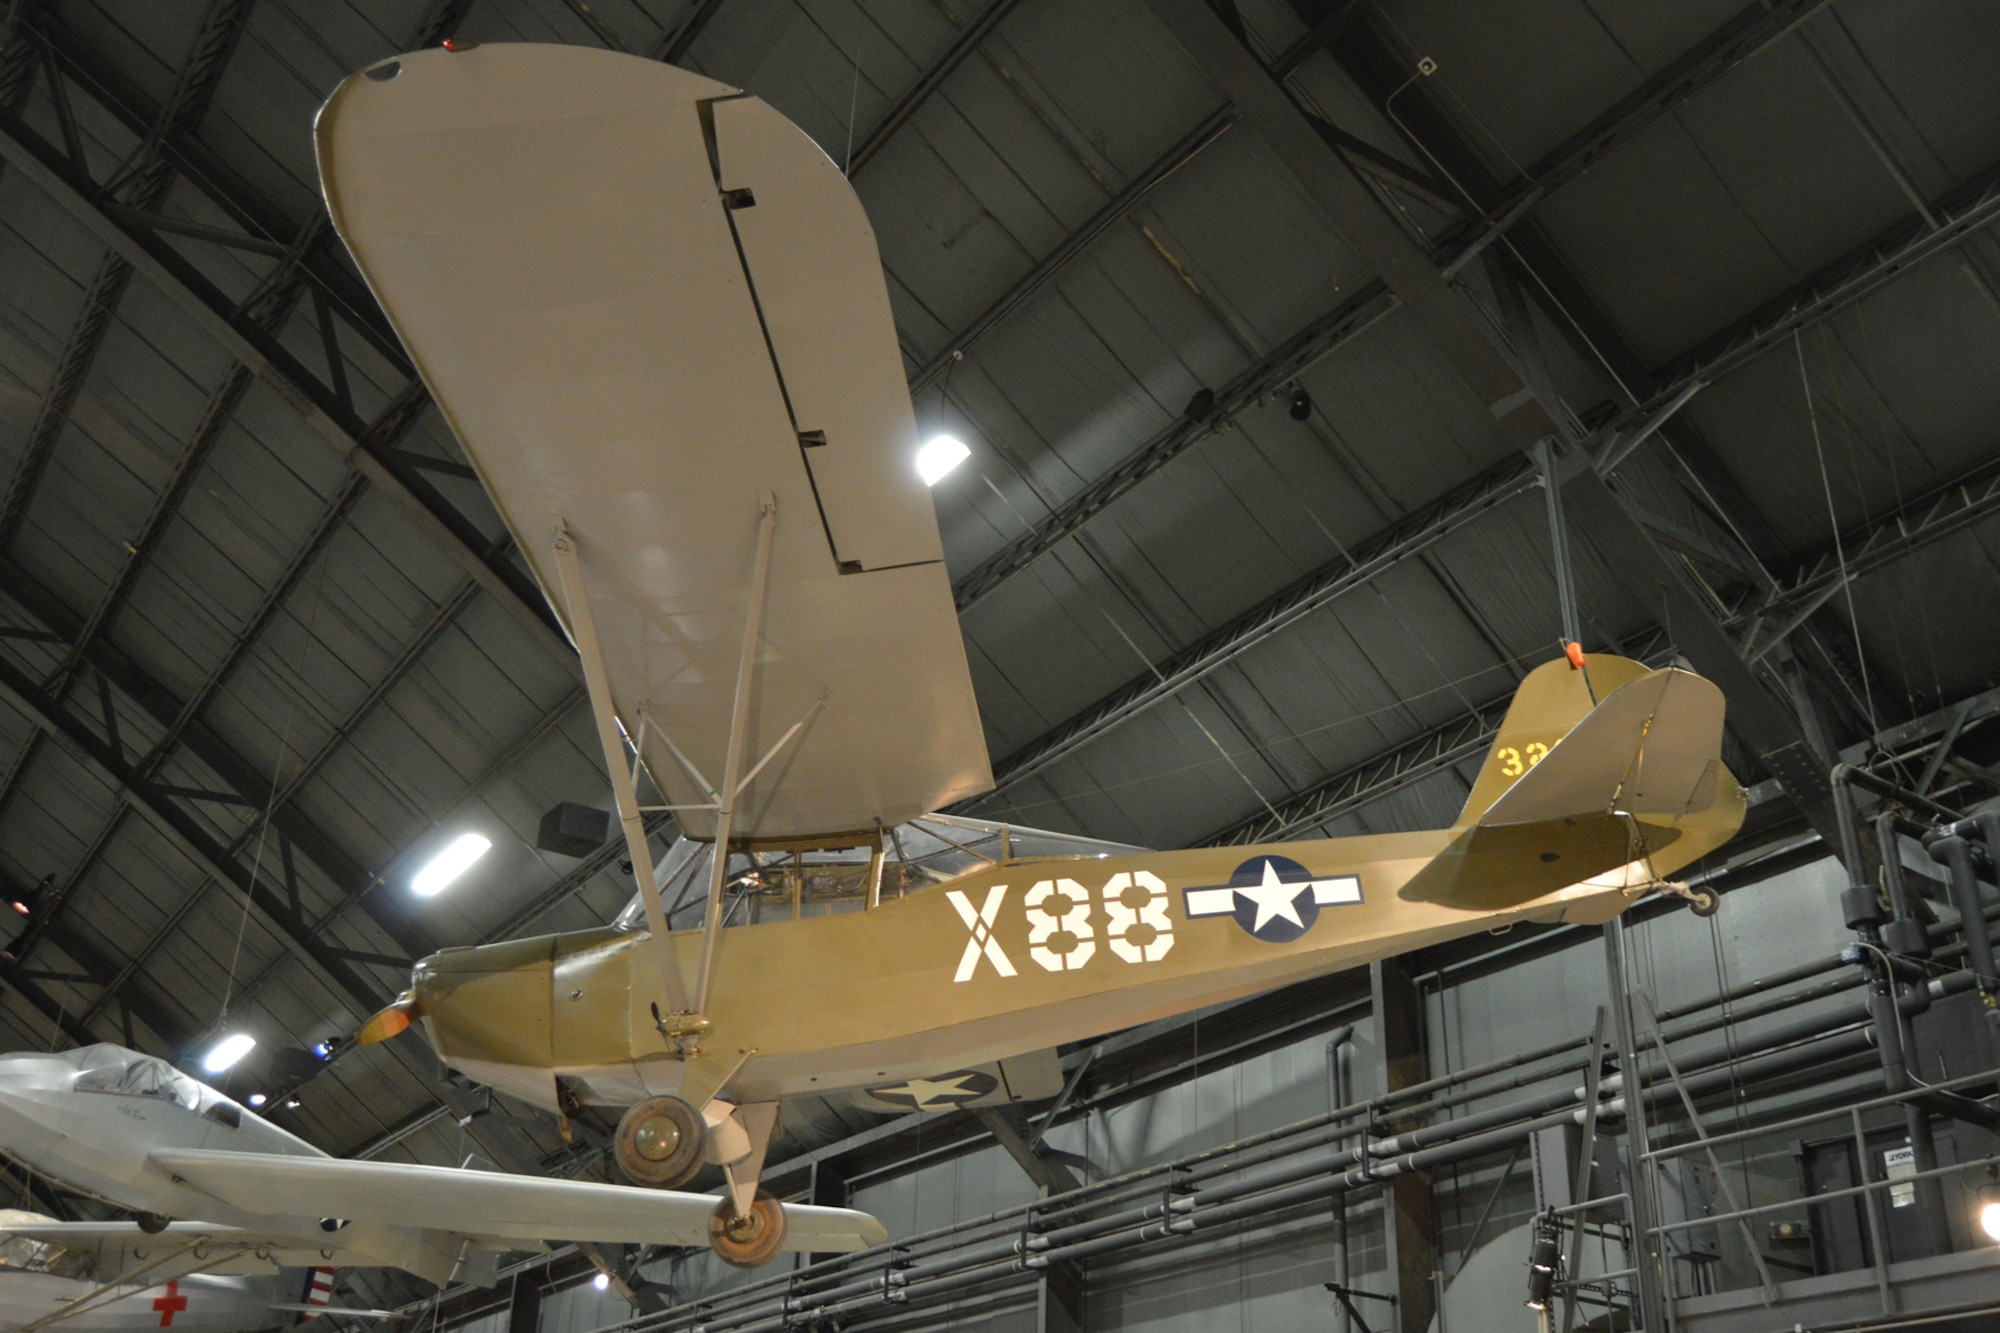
[
  {"left": 614, "top": 1095, "right": 705, "bottom": 1189},
  {"left": 1687, "top": 887, "right": 1721, "bottom": 918},
  {"left": 709, "top": 1190, "right": 787, "bottom": 1268},
  {"left": 136, "top": 1212, "right": 171, "bottom": 1234}
]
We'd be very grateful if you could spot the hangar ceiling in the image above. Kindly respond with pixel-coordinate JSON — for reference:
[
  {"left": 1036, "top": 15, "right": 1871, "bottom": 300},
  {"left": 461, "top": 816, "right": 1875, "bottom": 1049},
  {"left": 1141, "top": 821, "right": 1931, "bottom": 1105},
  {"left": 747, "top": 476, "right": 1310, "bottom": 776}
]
[{"left": 0, "top": 0, "right": 1994, "bottom": 1273}]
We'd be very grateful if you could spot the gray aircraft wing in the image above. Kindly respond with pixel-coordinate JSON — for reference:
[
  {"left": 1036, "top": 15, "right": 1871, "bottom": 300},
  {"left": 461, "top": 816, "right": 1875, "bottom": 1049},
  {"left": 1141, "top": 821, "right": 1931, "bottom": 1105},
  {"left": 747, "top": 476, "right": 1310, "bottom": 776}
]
[{"left": 316, "top": 43, "right": 993, "bottom": 841}]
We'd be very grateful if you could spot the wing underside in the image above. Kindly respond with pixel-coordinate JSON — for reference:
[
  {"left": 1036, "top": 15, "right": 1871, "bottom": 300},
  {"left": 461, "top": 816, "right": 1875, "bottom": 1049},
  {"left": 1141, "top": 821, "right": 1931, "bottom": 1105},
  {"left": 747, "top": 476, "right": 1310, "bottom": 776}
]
[
  {"left": 316, "top": 44, "right": 992, "bottom": 840},
  {"left": 150, "top": 1149, "right": 886, "bottom": 1255}
]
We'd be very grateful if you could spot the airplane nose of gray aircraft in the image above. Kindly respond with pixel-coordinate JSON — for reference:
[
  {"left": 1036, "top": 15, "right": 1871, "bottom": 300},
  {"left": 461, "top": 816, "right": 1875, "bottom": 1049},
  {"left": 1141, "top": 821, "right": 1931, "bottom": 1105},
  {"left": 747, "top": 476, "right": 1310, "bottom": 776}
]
[{"left": 0, "top": 1052, "right": 75, "bottom": 1158}]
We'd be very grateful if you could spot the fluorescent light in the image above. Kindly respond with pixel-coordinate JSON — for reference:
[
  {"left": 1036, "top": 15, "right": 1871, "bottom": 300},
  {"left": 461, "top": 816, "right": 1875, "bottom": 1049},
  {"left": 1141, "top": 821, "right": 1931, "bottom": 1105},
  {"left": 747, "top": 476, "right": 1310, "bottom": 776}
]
[
  {"left": 591, "top": 1274, "right": 610, "bottom": 1292},
  {"left": 202, "top": 1034, "right": 256, "bottom": 1074},
  {"left": 412, "top": 833, "right": 492, "bottom": 897},
  {"left": 916, "top": 434, "right": 969, "bottom": 486}
]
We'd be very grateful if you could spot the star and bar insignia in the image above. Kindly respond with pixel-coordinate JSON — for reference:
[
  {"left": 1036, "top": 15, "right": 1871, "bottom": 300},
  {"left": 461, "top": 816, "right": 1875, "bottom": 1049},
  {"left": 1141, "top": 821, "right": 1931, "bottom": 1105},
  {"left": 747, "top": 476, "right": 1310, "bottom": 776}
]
[{"left": 1183, "top": 855, "right": 1362, "bottom": 943}]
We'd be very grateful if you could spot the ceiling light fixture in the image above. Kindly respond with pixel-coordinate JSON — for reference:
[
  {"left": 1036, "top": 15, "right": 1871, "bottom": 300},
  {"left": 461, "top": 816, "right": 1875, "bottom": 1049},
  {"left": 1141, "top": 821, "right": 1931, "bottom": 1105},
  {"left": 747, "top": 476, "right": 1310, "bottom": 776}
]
[
  {"left": 412, "top": 833, "right": 492, "bottom": 898},
  {"left": 592, "top": 1273, "right": 611, "bottom": 1292},
  {"left": 202, "top": 1034, "right": 256, "bottom": 1074},
  {"left": 247, "top": 1093, "right": 267, "bottom": 1108},
  {"left": 916, "top": 435, "right": 969, "bottom": 486},
  {"left": 1979, "top": 1184, "right": 2000, "bottom": 1243}
]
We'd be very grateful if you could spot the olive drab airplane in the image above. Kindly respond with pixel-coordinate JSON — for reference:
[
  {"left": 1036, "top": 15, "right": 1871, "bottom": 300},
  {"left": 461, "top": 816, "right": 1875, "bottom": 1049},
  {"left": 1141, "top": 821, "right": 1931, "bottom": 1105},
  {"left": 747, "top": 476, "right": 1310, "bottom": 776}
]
[{"left": 313, "top": 44, "right": 1746, "bottom": 1268}]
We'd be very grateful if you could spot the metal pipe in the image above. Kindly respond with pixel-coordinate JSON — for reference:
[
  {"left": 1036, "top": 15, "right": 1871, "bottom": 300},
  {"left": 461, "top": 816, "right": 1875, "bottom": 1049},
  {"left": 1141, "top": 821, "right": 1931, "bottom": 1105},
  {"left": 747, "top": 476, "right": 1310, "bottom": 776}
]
[
  {"left": 1926, "top": 831, "right": 1999, "bottom": 1031},
  {"left": 1327, "top": 1026, "right": 1354, "bottom": 1333}
]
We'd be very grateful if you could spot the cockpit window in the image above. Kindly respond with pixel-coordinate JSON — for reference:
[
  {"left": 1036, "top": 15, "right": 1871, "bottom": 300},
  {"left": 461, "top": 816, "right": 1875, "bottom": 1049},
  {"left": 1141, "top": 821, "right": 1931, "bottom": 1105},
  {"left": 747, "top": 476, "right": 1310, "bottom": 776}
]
[
  {"left": 74, "top": 1051, "right": 201, "bottom": 1109},
  {"left": 611, "top": 815, "right": 1151, "bottom": 930},
  {"left": 201, "top": 1100, "right": 242, "bottom": 1130}
]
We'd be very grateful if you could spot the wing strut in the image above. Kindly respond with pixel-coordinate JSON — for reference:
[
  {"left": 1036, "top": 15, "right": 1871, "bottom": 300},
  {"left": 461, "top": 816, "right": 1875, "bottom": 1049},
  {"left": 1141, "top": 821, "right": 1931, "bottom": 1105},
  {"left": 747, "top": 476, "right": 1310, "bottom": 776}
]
[
  {"left": 692, "top": 491, "right": 780, "bottom": 1018},
  {"left": 552, "top": 519, "right": 692, "bottom": 1019}
]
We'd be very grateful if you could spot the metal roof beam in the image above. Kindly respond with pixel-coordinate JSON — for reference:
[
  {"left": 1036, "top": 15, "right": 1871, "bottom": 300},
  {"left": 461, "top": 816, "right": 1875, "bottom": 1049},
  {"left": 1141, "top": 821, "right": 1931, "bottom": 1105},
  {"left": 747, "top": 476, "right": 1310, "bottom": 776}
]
[
  {"left": 0, "top": 651, "right": 390, "bottom": 1019},
  {"left": 0, "top": 560, "right": 441, "bottom": 970},
  {"left": 977, "top": 451, "right": 1536, "bottom": 795},
  {"left": 847, "top": 0, "right": 1026, "bottom": 178},
  {"left": 62, "top": 581, "right": 481, "bottom": 1021},
  {"left": 910, "top": 104, "right": 1241, "bottom": 395},
  {"left": 655, "top": 0, "right": 726, "bottom": 64},
  {"left": 0, "top": 113, "right": 572, "bottom": 661},
  {"left": 0, "top": 0, "right": 259, "bottom": 550},
  {"left": 1437, "top": 0, "right": 1836, "bottom": 278},
  {"left": 951, "top": 280, "right": 1397, "bottom": 611}
]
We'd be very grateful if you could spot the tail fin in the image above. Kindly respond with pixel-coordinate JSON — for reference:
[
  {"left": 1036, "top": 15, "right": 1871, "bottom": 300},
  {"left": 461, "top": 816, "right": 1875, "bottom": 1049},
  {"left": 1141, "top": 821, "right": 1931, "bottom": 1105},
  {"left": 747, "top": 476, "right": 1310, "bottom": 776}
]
[
  {"left": 1455, "top": 653, "right": 1654, "bottom": 828},
  {"left": 297, "top": 1267, "right": 333, "bottom": 1323},
  {"left": 1408, "top": 657, "right": 1733, "bottom": 911}
]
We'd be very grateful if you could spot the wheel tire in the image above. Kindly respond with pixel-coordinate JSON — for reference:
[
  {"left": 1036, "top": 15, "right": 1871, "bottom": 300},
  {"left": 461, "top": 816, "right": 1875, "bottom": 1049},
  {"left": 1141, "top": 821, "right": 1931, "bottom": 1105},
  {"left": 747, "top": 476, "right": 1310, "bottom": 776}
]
[
  {"left": 136, "top": 1212, "right": 171, "bottom": 1235},
  {"left": 1688, "top": 888, "right": 1720, "bottom": 918},
  {"left": 614, "top": 1095, "right": 705, "bottom": 1189},
  {"left": 708, "top": 1190, "right": 787, "bottom": 1269}
]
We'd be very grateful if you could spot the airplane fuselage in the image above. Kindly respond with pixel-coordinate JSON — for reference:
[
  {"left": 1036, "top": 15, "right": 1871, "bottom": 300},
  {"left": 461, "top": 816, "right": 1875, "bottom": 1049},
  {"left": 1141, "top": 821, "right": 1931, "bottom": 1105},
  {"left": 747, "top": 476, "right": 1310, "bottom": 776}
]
[
  {"left": 0, "top": 1270, "right": 279, "bottom": 1333},
  {"left": 414, "top": 792, "right": 1736, "bottom": 1115}
]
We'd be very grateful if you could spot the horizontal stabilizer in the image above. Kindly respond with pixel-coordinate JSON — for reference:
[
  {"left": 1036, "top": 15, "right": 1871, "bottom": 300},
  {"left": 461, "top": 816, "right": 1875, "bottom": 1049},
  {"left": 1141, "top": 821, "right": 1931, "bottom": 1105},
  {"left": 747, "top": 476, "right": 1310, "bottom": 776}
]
[
  {"left": 1479, "top": 668, "right": 1724, "bottom": 827},
  {"left": 150, "top": 1149, "right": 886, "bottom": 1255},
  {"left": 1403, "top": 664, "right": 1731, "bottom": 911}
]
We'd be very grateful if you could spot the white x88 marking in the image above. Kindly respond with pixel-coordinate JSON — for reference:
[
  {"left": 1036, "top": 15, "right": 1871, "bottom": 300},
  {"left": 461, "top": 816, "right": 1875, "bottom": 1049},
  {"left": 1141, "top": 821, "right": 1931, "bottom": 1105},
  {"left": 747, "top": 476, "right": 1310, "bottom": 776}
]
[{"left": 949, "top": 873, "right": 1174, "bottom": 982}]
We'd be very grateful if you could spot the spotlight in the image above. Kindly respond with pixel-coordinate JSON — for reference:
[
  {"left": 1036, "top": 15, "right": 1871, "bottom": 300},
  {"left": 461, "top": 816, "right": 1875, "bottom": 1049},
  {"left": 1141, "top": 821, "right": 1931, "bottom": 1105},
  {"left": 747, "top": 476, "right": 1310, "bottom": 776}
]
[
  {"left": 1288, "top": 387, "right": 1313, "bottom": 421},
  {"left": 1524, "top": 1211, "right": 1562, "bottom": 1310},
  {"left": 591, "top": 1273, "right": 611, "bottom": 1293},
  {"left": 201, "top": 1033, "right": 257, "bottom": 1075},
  {"left": 11, "top": 875, "right": 52, "bottom": 918},
  {"left": 313, "top": 1041, "right": 332, "bottom": 1060},
  {"left": 247, "top": 1093, "right": 267, "bottom": 1108},
  {"left": 916, "top": 435, "right": 970, "bottom": 487},
  {"left": 1979, "top": 1184, "right": 2000, "bottom": 1243},
  {"left": 412, "top": 833, "right": 492, "bottom": 898}
]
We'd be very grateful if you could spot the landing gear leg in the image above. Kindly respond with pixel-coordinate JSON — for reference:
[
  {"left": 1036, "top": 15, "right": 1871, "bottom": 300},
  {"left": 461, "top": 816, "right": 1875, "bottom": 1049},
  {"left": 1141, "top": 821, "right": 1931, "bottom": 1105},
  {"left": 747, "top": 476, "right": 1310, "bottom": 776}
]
[
  {"left": 708, "top": 1190, "right": 786, "bottom": 1268},
  {"left": 1656, "top": 879, "right": 1719, "bottom": 918},
  {"left": 703, "top": 1100, "right": 784, "bottom": 1266},
  {"left": 613, "top": 1096, "right": 705, "bottom": 1188}
]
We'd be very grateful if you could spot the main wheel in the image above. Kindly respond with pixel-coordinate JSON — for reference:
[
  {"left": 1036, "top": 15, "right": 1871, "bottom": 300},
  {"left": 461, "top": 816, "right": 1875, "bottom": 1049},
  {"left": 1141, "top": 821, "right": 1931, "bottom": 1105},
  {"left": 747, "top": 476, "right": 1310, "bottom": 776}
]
[
  {"left": 1687, "top": 887, "right": 1720, "bottom": 918},
  {"left": 136, "top": 1212, "right": 171, "bottom": 1234},
  {"left": 614, "top": 1095, "right": 705, "bottom": 1189},
  {"left": 709, "top": 1190, "right": 787, "bottom": 1268}
]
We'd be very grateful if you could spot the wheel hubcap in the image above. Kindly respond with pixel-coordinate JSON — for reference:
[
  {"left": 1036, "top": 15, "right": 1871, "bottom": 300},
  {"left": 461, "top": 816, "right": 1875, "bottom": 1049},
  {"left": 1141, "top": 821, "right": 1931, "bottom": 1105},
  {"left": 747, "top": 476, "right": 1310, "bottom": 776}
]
[{"left": 633, "top": 1114, "right": 682, "bottom": 1162}]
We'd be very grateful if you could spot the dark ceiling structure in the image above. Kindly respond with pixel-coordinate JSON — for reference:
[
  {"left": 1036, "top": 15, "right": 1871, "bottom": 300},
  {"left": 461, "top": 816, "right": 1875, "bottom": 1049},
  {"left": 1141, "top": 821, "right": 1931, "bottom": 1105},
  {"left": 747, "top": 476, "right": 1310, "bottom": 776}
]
[{"left": 0, "top": 0, "right": 1994, "bottom": 1300}]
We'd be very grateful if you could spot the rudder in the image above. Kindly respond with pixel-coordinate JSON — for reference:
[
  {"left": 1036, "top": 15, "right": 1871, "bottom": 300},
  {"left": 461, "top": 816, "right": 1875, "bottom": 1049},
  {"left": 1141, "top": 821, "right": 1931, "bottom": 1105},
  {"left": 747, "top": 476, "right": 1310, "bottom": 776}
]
[{"left": 1455, "top": 653, "right": 1652, "bottom": 828}]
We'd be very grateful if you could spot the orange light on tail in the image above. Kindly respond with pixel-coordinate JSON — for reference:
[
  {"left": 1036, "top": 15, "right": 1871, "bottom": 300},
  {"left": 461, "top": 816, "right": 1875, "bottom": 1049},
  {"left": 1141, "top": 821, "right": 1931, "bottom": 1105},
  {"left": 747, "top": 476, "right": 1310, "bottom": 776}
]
[{"left": 1564, "top": 641, "right": 1586, "bottom": 670}]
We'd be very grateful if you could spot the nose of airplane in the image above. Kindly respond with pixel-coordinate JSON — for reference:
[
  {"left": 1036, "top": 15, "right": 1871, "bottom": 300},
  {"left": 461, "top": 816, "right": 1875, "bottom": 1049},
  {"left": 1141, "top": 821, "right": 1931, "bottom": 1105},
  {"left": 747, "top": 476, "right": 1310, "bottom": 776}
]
[
  {"left": 356, "top": 936, "right": 558, "bottom": 1076},
  {"left": 0, "top": 1053, "right": 76, "bottom": 1154}
]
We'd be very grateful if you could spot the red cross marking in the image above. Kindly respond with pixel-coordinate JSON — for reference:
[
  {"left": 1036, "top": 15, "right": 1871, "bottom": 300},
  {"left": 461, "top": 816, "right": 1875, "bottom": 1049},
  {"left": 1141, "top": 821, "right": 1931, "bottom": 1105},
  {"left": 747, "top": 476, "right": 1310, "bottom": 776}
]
[{"left": 153, "top": 1281, "right": 188, "bottom": 1327}]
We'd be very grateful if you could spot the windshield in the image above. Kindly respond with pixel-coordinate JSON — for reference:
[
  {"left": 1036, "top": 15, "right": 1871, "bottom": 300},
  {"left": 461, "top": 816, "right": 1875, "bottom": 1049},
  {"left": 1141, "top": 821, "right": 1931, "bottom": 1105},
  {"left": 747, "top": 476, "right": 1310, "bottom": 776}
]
[
  {"left": 613, "top": 814, "right": 1149, "bottom": 930},
  {"left": 72, "top": 1047, "right": 201, "bottom": 1110},
  {"left": 0, "top": 1211, "right": 92, "bottom": 1281}
]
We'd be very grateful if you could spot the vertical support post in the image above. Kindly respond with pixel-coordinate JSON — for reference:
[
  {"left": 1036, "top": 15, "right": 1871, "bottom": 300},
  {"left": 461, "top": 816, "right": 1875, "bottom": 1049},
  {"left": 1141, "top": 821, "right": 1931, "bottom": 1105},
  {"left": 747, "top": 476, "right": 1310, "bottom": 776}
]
[
  {"left": 506, "top": 1271, "right": 541, "bottom": 1333},
  {"left": 1602, "top": 921, "right": 1667, "bottom": 1333},
  {"left": 1037, "top": 1261, "right": 1086, "bottom": 1333},
  {"left": 693, "top": 493, "right": 780, "bottom": 1017},
  {"left": 1536, "top": 438, "right": 1581, "bottom": 649},
  {"left": 1371, "top": 956, "right": 1438, "bottom": 1333},
  {"left": 1558, "top": 1009, "right": 1607, "bottom": 1333},
  {"left": 551, "top": 520, "right": 688, "bottom": 1016}
]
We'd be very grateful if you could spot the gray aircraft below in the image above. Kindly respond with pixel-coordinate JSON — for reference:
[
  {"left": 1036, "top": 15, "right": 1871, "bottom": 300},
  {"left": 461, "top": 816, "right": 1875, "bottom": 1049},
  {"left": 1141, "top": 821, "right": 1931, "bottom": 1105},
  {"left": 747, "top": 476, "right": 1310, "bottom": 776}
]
[
  {"left": 0, "top": 1044, "right": 883, "bottom": 1289},
  {"left": 0, "top": 1219, "right": 333, "bottom": 1333}
]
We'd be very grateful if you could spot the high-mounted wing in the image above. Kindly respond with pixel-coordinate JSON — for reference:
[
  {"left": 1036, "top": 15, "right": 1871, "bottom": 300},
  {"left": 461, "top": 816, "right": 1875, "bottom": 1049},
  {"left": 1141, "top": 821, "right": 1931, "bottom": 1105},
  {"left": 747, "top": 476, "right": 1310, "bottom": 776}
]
[
  {"left": 316, "top": 44, "right": 992, "bottom": 840},
  {"left": 149, "top": 1150, "right": 886, "bottom": 1255}
]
